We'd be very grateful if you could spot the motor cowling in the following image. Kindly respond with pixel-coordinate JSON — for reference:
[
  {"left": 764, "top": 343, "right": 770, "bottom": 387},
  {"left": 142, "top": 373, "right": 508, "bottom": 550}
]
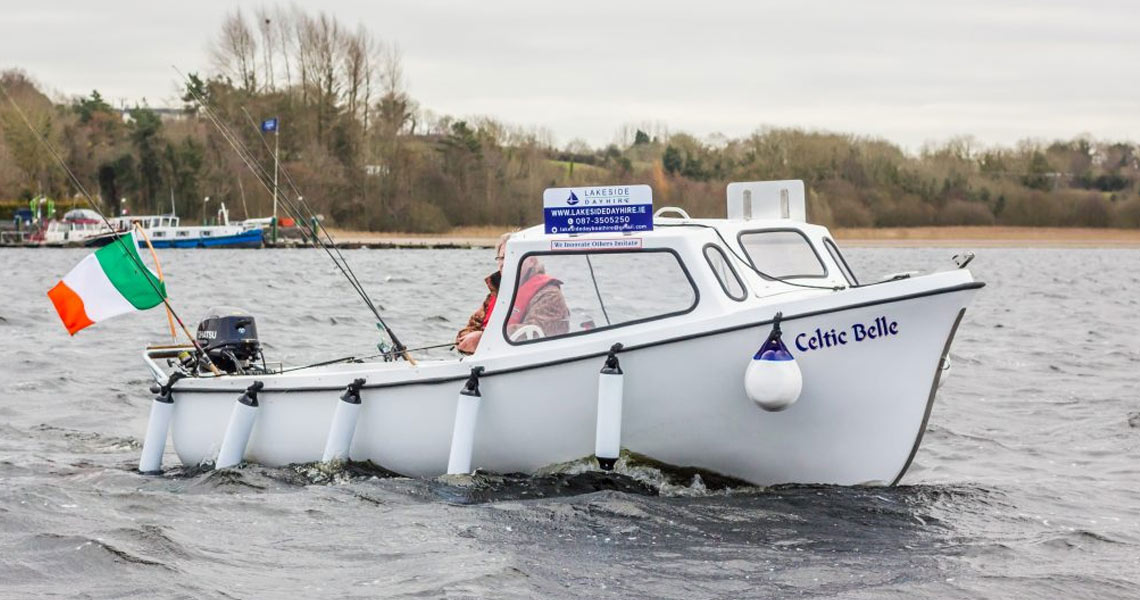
[{"left": 194, "top": 307, "right": 261, "bottom": 374}]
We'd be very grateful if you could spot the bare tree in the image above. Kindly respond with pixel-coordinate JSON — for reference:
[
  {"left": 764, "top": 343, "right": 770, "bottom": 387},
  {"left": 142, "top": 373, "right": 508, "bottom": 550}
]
[
  {"left": 275, "top": 6, "right": 295, "bottom": 90},
  {"left": 308, "top": 13, "right": 342, "bottom": 141},
  {"left": 341, "top": 25, "right": 376, "bottom": 124},
  {"left": 294, "top": 9, "right": 315, "bottom": 107},
  {"left": 212, "top": 10, "right": 258, "bottom": 94},
  {"left": 295, "top": 10, "right": 343, "bottom": 140},
  {"left": 374, "top": 44, "right": 413, "bottom": 137},
  {"left": 255, "top": 6, "right": 276, "bottom": 92}
]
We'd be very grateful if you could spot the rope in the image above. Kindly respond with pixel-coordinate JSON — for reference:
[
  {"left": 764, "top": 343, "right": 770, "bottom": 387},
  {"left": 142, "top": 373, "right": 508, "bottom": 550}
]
[
  {"left": 134, "top": 223, "right": 177, "bottom": 341},
  {"left": 585, "top": 254, "right": 612, "bottom": 326}
]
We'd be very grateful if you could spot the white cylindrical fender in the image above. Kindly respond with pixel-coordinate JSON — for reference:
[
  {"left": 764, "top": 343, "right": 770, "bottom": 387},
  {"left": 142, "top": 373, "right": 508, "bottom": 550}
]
[
  {"left": 745, "top": 314, "right": 804, "bottom": 412},
  {"left": 322, "top": 378, "right": 366, "bottom": 463},
  {"left": 138, "top": 387, "right": 174, "bottom": 474},
  {"left": 216, "top": 381, "right": 263, "bottom": 469},
  {"left": 447, "top": 367, "right": 484, "bottom": 475},
  {"left": 594, "top": 344, "right": 625, "bottom": 471}
]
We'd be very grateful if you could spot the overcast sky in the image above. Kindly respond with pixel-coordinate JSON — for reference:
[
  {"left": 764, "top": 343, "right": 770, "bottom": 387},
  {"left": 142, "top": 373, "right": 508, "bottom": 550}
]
[{"left": 2, "top": 0, "right": 1137, "bottom": 151}]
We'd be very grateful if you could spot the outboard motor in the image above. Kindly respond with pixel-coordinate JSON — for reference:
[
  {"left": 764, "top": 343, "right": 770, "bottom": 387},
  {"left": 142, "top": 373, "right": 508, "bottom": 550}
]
[{"left": 194, "top": 307, "right": 262, "bottom": 374}]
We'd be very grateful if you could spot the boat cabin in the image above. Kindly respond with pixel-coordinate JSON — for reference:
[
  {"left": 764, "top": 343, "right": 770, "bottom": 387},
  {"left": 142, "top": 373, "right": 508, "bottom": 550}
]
[
  {"left": 472, "top": 180, "right": 859, "bottom": 357},
  {"left": 41, "top": 209, "right": 108, "bottom": 243},
  {"left": 108, "top": 215, "right": 180, "bottom": 234},
  {"left": 110, "top": 215, "right": 181, "bottom": 230}
]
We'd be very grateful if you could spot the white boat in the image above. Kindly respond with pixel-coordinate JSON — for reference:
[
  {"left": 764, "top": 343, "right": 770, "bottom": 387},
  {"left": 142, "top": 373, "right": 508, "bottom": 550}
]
[
  {"left": 140, "top": 180, "right": 983, "bottom": 486},
  {"left": 37, "top": 208, "right": 111, "bottom": 245}
]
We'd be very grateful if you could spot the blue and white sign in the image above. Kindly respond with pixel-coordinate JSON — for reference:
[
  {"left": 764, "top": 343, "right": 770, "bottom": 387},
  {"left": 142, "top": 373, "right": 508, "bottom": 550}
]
[
  {"left": 261, "top": 117, "right": 279, "bottom": 133},
  {"left": 542, "top": 185, "right": 653, "bottom": 235}
]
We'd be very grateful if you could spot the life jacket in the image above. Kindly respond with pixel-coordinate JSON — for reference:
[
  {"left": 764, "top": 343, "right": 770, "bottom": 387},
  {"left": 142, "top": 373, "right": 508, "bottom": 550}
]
[
  {"left": 480, "top": 271, "right": 502, "bottom": 328},
  {"left": 507, "top": 274, "right": 560, "bottom": 327},
  {"left": 482, "top": 293, "right": 497, "bottom": 328}
]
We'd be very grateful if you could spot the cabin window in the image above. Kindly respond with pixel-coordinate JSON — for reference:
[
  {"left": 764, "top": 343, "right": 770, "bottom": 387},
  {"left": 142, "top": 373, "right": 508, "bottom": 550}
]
[
  {"left": 503, "top": 249, "right": 698, "bottom": 345},
  {"left": 823, "top": 238, "right": 858, "bottom": 286},
  {"left": 202, "top": 231, "right": 212, "bottom": 237},
  {"left": 177, "top": 231, "right": 190, "bottom": 237},
  {"left": 160, "top": 218, "right": 169, "bottom": 227},
  {"left": 737, "top": 229, "right": 827, "bottom": 279},
  {"left": 703, "top": 244, "right": 747, "bottom": 301},
  {"left": 152, "top": 231, "right": 165, "bottom": 238}
]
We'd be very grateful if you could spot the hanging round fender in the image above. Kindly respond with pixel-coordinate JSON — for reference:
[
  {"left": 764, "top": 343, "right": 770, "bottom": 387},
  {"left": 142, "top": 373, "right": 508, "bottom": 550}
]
[{"left": 745, "top": 312, "right": 803, "bottom": 412}]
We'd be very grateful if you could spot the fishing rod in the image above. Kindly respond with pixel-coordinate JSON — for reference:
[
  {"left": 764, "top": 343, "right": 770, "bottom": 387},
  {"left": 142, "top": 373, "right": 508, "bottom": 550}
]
[
  {"left": 236, "top": 106, "right": 389, "bottom": 314},
  {"left": 175, "top": 74, "right": 376, "bottom": 310},
  {"left": 276, "top": 342, "right": 456, "bottom": 374},
  {"left": 185, "top": 89, "right": 388, "bottom": 332},
  {"left": 191, "top": 91, "right": 410, "bottom": 361},
  {"left": 0, "top": 82, "right": 221, "bottom": 374},
  {"left": 192, "top": 90, "right": 407, "bottom": 360},
  {"left": 174, "top": 67, "right": 413, "bottom": 363}
]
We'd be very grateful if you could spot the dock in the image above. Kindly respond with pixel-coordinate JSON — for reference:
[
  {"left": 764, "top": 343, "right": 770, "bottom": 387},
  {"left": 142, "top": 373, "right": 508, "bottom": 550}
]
[{"left": 0, "top": 235, "right": 497, "bottom": 250}]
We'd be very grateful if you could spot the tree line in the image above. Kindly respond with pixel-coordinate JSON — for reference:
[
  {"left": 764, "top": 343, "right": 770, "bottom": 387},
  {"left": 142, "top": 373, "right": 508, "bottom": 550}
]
[{"left": 1, "top": 6, "right": 1138, "bottom": 230}]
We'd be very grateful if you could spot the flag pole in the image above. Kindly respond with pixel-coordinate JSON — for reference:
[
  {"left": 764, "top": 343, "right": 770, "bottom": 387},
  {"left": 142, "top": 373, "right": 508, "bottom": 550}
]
[
  {"left": 272, "top": 119, "right": 279, "bottom": 244},
  {"left": 3, "top": 82, "right": 224, "bottom": 377},
  {"left": 129, "top": 225, "right": 220, "bottom": 374},
  {"left": 134, "top": 223, "right": 177, "bottom": 341}
]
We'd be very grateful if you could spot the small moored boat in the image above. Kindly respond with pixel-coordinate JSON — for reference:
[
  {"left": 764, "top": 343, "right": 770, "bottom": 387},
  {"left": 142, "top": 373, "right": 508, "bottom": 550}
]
[
  {"left": 34, "top": 208, "right": 111, "bottom": 245},
  {"left": 140, "top": 180, "right": 983, "bottom": 486}
]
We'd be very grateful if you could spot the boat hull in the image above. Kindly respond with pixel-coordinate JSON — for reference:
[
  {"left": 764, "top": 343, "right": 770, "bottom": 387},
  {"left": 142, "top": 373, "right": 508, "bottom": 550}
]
[
  {"left": 88, "top": 229, "right": 264, "bottom": 248},
  {"left": 151, "top": 228, "right": 264, "bottom": 248},
  {"left": 165, "top": 275, "right": 980, "bottom": 486}
]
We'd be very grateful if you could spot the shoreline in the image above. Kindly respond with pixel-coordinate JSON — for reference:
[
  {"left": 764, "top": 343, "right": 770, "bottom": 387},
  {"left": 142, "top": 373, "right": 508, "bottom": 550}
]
[{"left": 4, "top": 226, "right": 1140, "bottom": 249}]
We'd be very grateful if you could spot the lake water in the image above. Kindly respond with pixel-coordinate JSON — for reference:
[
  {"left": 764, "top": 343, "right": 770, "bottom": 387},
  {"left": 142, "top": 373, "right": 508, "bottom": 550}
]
[{"left": 1, "top": 246, "right": 1138, "bottom": 598}]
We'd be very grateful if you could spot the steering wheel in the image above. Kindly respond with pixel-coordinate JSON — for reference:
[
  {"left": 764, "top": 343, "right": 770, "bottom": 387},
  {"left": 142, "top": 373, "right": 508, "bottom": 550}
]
[{"left": 509, "top": 324, "right": 545, "bottom": 342}]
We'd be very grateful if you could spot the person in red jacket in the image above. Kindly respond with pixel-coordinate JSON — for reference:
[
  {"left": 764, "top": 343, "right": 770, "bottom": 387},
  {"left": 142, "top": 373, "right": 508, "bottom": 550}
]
[
  {"left": 456, "top": 235, "right": 570, "bottom": 354},
  {"left": 456, "top": 234, "right": 509, "bottom": 354},
  {"left": 505, "top": 256, "right": 570, "bottom": 339}
]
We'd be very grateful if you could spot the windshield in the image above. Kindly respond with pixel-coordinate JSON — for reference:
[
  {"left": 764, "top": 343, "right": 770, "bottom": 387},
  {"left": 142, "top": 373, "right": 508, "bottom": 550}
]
[
  {"left": 504, "top": 250, "right": 697, "bottom": 344},
  {"left": 738, "top": 230, "right": 827, "bottom": 279}
]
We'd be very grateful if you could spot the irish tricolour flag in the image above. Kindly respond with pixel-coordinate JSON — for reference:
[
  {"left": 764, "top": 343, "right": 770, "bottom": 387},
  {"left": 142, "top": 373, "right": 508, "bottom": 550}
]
[{"left": 47, "top": 233, "right": 166, "bottom": 335}]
